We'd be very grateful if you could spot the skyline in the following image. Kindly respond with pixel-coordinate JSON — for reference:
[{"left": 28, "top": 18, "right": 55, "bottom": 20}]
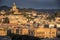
[{"left": 0, "top": 0, "right": 60, "bottom": 9}]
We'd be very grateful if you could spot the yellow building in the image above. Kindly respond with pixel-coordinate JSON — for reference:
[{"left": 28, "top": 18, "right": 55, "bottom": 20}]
[
  {"left": 21, "top": 28, "right": 29, "bottom": 35},
  {"left": 49, "top": 20, "right": 56, "bottom": 28},
  {"left": 55, "top": 17, "right": 60, "bottom": 28},
  {"left": 8, "top": 15, "right": 28, "bottom": 24},
  {"left": 11, "top": 28, "right": 21, "bottom": 35},
  {"left": 55, "top": 17, "right": 60, "bottom": 23},
  {"left": 0, "top": 28, "right": 7, "bottom": 36},
  {"left": 34, "top": 28, "right": 57, "bottom": 38},
  {"left": 31, "top": 11, "right": 37, "bottom": 17},
  {"left": 11, "top": 27, "right": 57, "bottom": 38},
  {"left": 11, "top": 28, "right": 29, "bottom": 35},
  {"left": 10, "top": 2, "right": 21, "bottom": 14}
]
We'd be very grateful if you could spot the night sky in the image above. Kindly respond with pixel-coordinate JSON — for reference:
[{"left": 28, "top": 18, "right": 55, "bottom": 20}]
[{"left": 0, "top": 0, "right": 60, "bottom": 9}]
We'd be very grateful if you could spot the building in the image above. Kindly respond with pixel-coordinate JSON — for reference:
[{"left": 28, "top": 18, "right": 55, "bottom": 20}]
[
  {"left": 10, "top": 2, "right": 21, "bottom": 14},
  {"left": 49, "top": 20, "right": 56, "bottom": 28},
  {"left": 55, "top": 17, "right": 60, "bottom": 28},
  {"left": 0, "top": 10, "right": 6, "bottom": 14},
  {"left": 0, "top": 28, "right": 7, "bottom": 36},
  {"left": 55, "top": 17, "right": 60, "bottom": 23},
  {"left": 34, "top": 28, "right": 57, "bottom": 38}
]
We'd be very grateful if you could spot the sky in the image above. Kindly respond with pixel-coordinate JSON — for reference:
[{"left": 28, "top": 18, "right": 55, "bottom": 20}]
[{"left": 0, "top": 0, "right": 60, "bottom": 9}]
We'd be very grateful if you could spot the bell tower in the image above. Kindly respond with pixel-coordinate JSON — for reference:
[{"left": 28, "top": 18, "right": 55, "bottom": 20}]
[
  {"left": 10, "top": 2, "right": 20, "bottom": 14},
  {"left": 12, "top": 2, "right": 17, "bottom": 12}
]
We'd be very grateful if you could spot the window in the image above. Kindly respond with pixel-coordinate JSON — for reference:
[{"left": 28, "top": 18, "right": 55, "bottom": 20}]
[
  {"left": 16, "top": 18, "right": 18, "bottom": 20},
  {"left": 16, "top": 29, "right": 19, "bottom": 34},
  {"left": 37, "top": 32, "right": 45, "bottom": 34},
  {"left": 58, "top": 19, "right": 60, "bottom": 21},
  {"left": 52, "top": 32, "right": 55, "bottom": 34}
]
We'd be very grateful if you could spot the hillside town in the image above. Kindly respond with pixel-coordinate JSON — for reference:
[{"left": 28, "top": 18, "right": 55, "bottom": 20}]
[{"left": 0, "top": 2, "right": 60, "bottom": 39}]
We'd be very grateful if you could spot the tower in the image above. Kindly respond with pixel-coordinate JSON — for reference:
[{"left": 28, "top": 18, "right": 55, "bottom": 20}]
[
  {"left": 12, "top": 2, "right": 17, "bottom": 12},
  {"left": 10, "top": 2, "right": 20, "bottom": 14}
]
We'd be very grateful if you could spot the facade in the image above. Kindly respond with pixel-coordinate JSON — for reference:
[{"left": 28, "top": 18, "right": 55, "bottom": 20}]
[
  {"left": 55, "top": 17, "right": 60, "bottom": 23},
  {"left": 34, "top": 28, "right": 57, "bottom": 38},
  {"left": 9, "top": 27, "right": 57, "bottom": 38},
  {"left": 0, "top": 28, "right": 7, "bottom": 36},
  {"left": 55, "top": 17, "right": 60, "bottom": 28}
]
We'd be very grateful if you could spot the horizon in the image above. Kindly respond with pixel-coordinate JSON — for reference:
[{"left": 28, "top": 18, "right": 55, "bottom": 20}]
[{"left": 0, "top": 5, "right": 60, "bottom": 10}]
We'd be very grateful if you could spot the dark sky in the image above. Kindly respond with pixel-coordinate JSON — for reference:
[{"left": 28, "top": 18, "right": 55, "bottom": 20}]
[{"left": 0, "top": 0, "right": 60, "bottom": 9}]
